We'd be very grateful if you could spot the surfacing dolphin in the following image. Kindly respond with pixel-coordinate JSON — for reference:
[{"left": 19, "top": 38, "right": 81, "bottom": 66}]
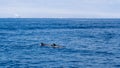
[
  {"left": 51, "top": 43, "right": 64, "bottom": 48},
  {"left": 40, "top": 43, "right": 50, "bottom": 46},
  {"left": 40, "top": 43, "right": 64, "bottom": 48}
]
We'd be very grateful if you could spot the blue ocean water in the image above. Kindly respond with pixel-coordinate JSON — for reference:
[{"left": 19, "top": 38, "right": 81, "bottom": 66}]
[{"left": 0, "top": 18, "right": 120, "bottom": 68}]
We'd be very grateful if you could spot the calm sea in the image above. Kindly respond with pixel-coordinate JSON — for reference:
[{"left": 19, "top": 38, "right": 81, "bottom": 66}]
[{"left": 0, "top": 18, "right": 120, "bottom": 68}]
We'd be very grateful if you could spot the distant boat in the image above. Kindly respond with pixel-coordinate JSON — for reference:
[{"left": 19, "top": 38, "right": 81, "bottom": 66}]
[{"left": 14, "top": 13, "right": 21, "bottom": 18}]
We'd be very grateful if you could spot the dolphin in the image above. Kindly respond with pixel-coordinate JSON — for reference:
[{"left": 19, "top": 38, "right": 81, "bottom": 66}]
[
  {"left": 51, "top": 43, "right": 64, "bottom": 48},
  {"left": 40, "top": 43, "right": 64, "bottom": 48},
  {"left": 40, "top": 43, "right": 51, "bottom": 46}
]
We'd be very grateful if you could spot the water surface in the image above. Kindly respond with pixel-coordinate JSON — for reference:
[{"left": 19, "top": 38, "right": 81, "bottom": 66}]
[{"left": 0, "top": 18, "right": 120, "bottom": 68}]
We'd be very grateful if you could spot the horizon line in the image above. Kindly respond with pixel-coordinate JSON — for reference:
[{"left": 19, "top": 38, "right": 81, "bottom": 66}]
[{"left": 0, "top": 17, "right": 120, "bottom": 19}]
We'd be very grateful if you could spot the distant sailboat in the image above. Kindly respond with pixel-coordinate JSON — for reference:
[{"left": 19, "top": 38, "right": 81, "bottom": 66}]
[{"left": 14, "top": 13, "right": 21, "bottom": 18}]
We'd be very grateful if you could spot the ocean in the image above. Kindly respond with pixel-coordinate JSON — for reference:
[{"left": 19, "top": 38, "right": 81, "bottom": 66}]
[{"left": 0, "top": 18, "right": 120, "bottom": 68}]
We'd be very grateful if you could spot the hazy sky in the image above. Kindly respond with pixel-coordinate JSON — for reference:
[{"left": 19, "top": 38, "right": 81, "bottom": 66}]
[{"left": 0, "top": 0, "right": 120, "bottom": 18}]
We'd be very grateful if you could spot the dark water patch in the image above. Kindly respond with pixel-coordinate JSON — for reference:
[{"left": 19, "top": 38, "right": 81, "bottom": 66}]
[
  {"left": 114, "top": 65, "right": 120, "bottom": 67},
  {"left": 67, "top": 61, "right": 81, "bottom": 63},
  {"left": 95, "top": 51, "right": 114, "bottom": 56},
  {"left": 0, "top": 60, "right": 20, "bottom": 66},
  {"left": 116, "top": 56, "right": 120, "bottom": 59},
  {"left": 100, "top": 32, "right": 116, "bottom": 40}
]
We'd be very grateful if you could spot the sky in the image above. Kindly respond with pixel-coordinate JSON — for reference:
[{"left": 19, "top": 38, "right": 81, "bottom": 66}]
[{"left": 0, "top": 0, "right": 120, "bottom": 18}]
